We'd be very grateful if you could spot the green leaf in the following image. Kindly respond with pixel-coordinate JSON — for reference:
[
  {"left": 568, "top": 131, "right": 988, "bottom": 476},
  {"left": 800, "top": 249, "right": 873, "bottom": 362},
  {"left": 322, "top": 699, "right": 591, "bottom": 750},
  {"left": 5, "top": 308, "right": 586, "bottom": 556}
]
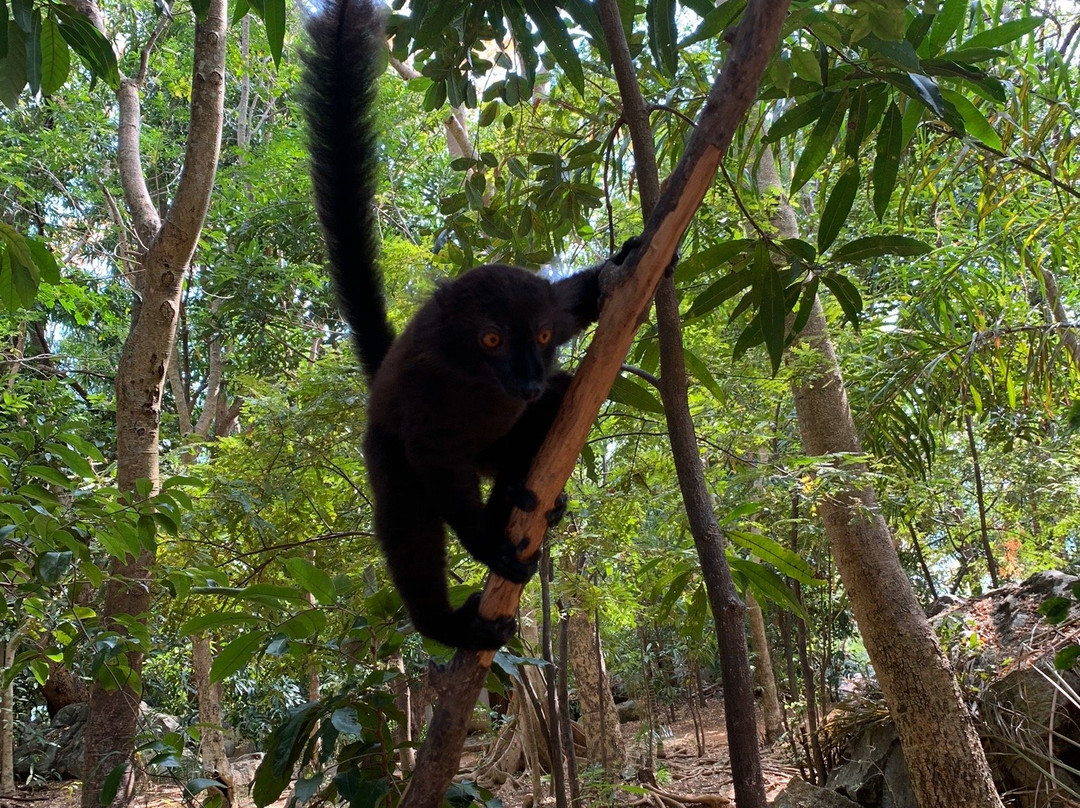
[
  {"left": 830, "top": 234, "right": 932, "bottom": 263},
  {"left": 278, "top": 609, "right": 326, "bottom": 640},
  {"left": 902, "top": 71, "right": 947, "bottom": 118},
  {"left": 727, "top": 530, "right": 823, "bottom": 584},
  {"left": 789, "top": 276, "right": 820, "bottom": 340},
  {"left": 100, "top": 764, "right": 126, "bottom": 806},
  {"left": 25, "top": 464, "right": 72, "bottom": 489},
  {"left": 873, "top": 102, "right": 903, "bottom": 220},
  {"left": 53, "top": 4, "right": 119, "bottom": 90},
  {"left": 685, "top": 269, "right": 753, "bottom": 319},
  {"left": 179, "top": 612, "right": 260, "bottom": 636},
  {"left": 939, "top": 88, "right": 1001, "bottom": 150},
  {"left": 38, "top": 15, "right": 67, "bottom": 95},
  {"left": 861, "top": 34, "right": 921, "bottom": 71},
  {"left": 36, "top": 551, "right": 72, "bottom": 586},
  {"left": 928, "top": 0, "right": 966, "bottom": 53},
  {"left": 820, "top": 272, "right": 862, "bottom": 330},
  {"left": 608, "top": 375, "right": 663, "bottom": 414},
  {"left": 726, "top": 556, "right": 808, "bottom": 619},
  {"left": 681, "top": 0, "right": 744, "bottom": 46},
  {"left": 210, "top": 631, "right": 267, "bottom": 683},
  {"left": 647, "top": 0, "right": 677, "bottom": 76},
  {"left": 791, "top": 91, "right": 848, "bottom": 193},
  {"left": 26, "top": 237, "right": 60, "bottom": 283},
  {"left": 1038, "top": 596, "right": 1072, "bottom": 625},
  {"left": 731, "top": 318, "right": 763, "bottom": 362},
  {"left": 45, "top": 442, "right": 94, "bottom": 478},
  {"left": 263, "top": 0, "right": 284, "bottom": 67},
  {"left": 1054, "top": 644, "right": 1080, "bottom": 671},
  {"left": 676, "top": 239, "right": 754, "bottom": 283},
  {"left": 0, "top": 22, "right": 27, "bottom": 108},
  {"left": 683, "top": 349, "right": 724, "bottom": 403},
  {"left": 191, "top": 0, "right": 210, "bottom": 20},
  {"left": 817, "top": 165, "right": 859, "bottom": 252},
  {"left": 764, "top": 96, "right": 824, "bottom": 144},
  {"left": 521, "top": 0, "right": 584, "bottom": 95},
  {"left": 756, "top": 244, "right": 786, "bottom": 375},
  {"left": 282, "top": 557, "right": 336, "bottom": 606},
  {"left": 184, "top": 779, "right": 226, "bottom": 799},
  {"left": 557, "top": 0, "right": 609, "bottom": 62},
  {"left": 23, "top": 7, "right": 37, "bottom": 94},
  {"left": 961, "top": 16, "right": 1044, "bottom": 50},
  {"left": 253, "top": 702, "right": 323, "bottom": 807}
]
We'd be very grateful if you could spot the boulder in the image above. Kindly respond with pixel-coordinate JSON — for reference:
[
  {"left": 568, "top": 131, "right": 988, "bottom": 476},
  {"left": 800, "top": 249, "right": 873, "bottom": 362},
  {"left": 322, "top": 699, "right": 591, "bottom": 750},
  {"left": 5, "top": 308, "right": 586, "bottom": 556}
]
[{"left": 771, "top": 777, "right": 860, "bottom": 808}]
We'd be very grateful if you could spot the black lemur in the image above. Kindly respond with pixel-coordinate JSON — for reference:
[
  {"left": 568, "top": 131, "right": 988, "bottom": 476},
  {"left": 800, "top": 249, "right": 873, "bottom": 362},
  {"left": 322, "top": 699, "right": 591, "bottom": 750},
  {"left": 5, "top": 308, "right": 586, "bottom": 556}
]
[{"left": 302, "top": 0, "right": 623, "bottom": 650}]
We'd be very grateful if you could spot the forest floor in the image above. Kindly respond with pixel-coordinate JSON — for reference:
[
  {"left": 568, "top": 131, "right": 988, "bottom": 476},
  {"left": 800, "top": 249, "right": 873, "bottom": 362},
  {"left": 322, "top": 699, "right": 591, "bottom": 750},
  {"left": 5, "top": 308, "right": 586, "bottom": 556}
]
[{"left": 8, "top": 698, "right": 799, "bottom": 808}]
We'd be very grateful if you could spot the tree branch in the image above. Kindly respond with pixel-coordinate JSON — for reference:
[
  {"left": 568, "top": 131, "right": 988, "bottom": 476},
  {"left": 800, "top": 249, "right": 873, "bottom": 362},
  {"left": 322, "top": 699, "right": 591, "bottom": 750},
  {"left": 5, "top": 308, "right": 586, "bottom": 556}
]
[{"left": 401, "top": 2, "right": 790, "bottom": 804}]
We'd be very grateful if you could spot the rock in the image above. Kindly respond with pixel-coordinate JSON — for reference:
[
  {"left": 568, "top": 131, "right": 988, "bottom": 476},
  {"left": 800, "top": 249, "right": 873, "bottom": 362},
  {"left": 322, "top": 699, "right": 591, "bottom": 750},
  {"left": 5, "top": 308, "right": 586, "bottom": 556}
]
[
  {"left": 14, "top": 702, "right": 193, "bottom": 781},
  {"left": 771, "top": 777, "right": 860, "bottom": 807},
  {"left": 229, "top": 753, "right": 265, "bottom": 797},
  {"left": 826, "top": 722, "right": 915, "bottom": 808},
  {"left": 615, "top": 699, "right": 639, "bottom": 723}
]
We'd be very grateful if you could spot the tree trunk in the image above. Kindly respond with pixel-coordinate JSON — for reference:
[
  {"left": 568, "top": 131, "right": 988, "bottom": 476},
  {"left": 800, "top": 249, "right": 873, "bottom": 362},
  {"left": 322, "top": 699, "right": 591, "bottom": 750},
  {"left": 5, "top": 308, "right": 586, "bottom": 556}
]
[
  {"left": 78, "top": 0, "right": 227, "bottom": 804},
  {"left": 745, "top": 592, "right": 783, "bottom": 745},
  {"left": 965, "top": 413, "right": 999, "bottom": 587},
  {"left": 191, "top": 635, "right": 234, "bottom": 793},
  {"left": 390, "top": 651, "right": 415, "bottom": 773},
  {"left": 594, "top": 0, "right": 770, "bottom": 802},
  {"left": 0, "top": 637, "right": 19, "bottom": 795},
  {"left": 565, "top": 610, "right": 625, "bottom": 774},
  {"left": 754, "top": 149, "right": 1004, "bottom": 808}
]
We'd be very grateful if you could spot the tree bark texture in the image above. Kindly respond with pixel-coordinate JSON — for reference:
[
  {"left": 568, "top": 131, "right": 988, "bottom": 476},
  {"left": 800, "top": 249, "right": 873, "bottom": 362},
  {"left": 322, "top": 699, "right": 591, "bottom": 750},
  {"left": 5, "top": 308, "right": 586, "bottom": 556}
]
[
  {"left": 403, "top": 2, "right": 790, "bottom": 804},
  {"left": 80, "top": 0, "right": 227, "bottom": 805},
  {"left": 790, "top": 304, "right": 1004, "bottom": 807},
  {"left": 745, "top": 591, "right": 783, "bottom": 745},
  {"left": 192, "top": 635, "right": 234, "bottom": 791},
  {"left": 565, "top": 610, "right": 625, "bottom": 774},
  {"left": 0, "top": 638, "right": 18, "bottom": 795},
  {"left": 753, "top": 145, "right": 1004, "bottom": 807}
]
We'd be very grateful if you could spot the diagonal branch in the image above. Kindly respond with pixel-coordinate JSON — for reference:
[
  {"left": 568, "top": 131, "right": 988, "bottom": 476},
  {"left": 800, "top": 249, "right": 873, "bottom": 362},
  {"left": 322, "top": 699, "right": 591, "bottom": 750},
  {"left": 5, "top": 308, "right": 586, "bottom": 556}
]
[{"left": 401, "top": 2, "right": 790, "bottom": 805}]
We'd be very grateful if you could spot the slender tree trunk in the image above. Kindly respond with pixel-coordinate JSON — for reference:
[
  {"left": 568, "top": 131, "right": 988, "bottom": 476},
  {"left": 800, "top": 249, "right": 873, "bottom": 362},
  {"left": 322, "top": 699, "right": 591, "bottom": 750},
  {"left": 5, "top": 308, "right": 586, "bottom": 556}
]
[
  {"left": 540, "top": 548, "right": 568, "bottom": 808},
  {"left": 965, "top": 413, "right": 999, "bottom": 587},
  {"left": 390, "top": 650, "right": 415, "bottom": 773},
  {"left": 78, "top": 0, "right": 228, "bottom": 804},
  {"left": 556, "top": 612, "right": 581, "bottom": 807},
  {"left": 594, "top": 1, "right": 770, "bottom": 803},
  {"left": 0, "top": 637, "right": 19, "bottom": 795},
  {"left": 754, "top": 150, "right": 1004, "bottom": 808},
  {"left": 905, "top": 521, "right": 938, "bottom": 600},
  {"left": 745, "top": 592, "right": 783, "bottom": 745},
  {"left": 191, "top": 635, "right": 233, "bottom": 794}
]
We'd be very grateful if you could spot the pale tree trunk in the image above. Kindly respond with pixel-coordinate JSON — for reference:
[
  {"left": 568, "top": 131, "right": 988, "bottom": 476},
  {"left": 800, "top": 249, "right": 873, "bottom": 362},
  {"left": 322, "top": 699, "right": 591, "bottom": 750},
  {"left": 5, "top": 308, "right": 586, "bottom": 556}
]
[
  {"left": 745, "top": 592, "right": 783, "bottom": 745},
  {"left": 755, "top": 152, "right": 1004, "bottom": 808},
  {"left": 76, "top": 0, "right": 228, "bottom": 804},
  {"left": 389, "top": 651, "right": 415, "bottom": 773},
  {"left": 565, "top": 609, "right": 625, "bottom": 775},
  {"left": 0, "top": 633, "right": 23, "bottom": 795},
  {"left": 191, "top": 636, "right": 232, "bottom": 798}
]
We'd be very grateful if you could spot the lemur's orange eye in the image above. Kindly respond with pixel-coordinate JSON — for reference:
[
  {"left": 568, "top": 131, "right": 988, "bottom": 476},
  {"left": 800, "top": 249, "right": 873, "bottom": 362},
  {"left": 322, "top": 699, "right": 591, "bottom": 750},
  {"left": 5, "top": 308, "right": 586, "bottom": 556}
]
[
  {"left": 480, "top": 331, "right": 502, "bottom": 349},
  {"left": 537, "top": 329, "right": 552, "bottom": 345}
]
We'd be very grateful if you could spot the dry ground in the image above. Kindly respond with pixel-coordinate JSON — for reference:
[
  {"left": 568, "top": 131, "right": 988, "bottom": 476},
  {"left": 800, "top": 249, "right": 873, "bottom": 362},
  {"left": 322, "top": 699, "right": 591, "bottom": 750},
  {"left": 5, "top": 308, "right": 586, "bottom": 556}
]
[{"left": 4, "top": 699, "right": 798, "bottom": 808}]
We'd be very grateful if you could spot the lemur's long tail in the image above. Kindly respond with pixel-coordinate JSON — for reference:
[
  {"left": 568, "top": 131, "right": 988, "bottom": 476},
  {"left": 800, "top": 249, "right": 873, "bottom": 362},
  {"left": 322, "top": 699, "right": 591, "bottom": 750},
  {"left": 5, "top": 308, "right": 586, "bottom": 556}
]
[{"left": 302, "top": 0, "right": 393, "bottom": 378}]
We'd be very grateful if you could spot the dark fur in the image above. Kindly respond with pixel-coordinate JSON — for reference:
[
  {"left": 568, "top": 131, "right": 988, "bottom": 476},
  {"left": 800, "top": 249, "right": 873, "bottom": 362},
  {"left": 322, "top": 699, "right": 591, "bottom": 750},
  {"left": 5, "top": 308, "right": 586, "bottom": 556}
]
[{"left": 303, "top": 0, "right": 607, "bottom": 650}]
